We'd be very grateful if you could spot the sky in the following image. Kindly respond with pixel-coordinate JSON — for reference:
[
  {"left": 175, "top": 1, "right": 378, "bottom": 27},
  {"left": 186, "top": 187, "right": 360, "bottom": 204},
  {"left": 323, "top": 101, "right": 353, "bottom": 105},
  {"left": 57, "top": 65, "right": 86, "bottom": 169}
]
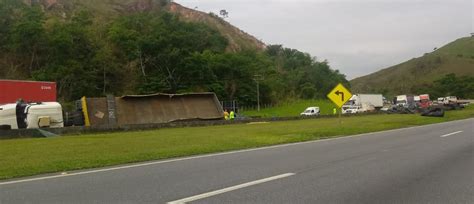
[{"left": 177, "top": 0, "right": 473, "bottom": 79}]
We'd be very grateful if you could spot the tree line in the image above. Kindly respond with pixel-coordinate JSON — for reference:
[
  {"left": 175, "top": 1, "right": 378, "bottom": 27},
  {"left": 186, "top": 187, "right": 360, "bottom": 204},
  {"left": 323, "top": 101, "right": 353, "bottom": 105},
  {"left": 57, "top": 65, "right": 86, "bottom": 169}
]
[
  {"left": 0, "top": 2, "right": 349, "bottom": 105},
  {"left": 413, "top": 74, "right": 474, "bottom": 99}
]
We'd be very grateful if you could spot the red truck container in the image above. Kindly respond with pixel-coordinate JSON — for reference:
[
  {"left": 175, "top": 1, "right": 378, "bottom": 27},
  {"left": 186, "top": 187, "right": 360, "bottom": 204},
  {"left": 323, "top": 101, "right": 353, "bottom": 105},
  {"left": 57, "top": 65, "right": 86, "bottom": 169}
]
[{"left": 0, "top": 80, "right": 57, "bottom": 105}]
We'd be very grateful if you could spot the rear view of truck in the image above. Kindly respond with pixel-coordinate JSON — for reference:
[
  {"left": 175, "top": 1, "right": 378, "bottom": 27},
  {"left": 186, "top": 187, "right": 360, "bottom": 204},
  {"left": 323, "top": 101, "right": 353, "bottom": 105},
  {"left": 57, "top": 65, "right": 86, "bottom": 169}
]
[{"left": 343, "top": 94, "right": 384, "bottom": 114}]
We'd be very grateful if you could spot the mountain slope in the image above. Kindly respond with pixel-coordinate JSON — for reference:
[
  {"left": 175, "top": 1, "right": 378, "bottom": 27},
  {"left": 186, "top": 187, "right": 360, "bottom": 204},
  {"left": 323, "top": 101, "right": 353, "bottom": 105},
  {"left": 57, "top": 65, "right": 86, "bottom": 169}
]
[
  {"left": 22, "top": 0, "right": 265, "bottom": 52},
  {"left": 350, "top": 37, "right": 474, "bottom": 96},
  {"left": 167, "top": 3, "right": 266, "bottom": 52}
]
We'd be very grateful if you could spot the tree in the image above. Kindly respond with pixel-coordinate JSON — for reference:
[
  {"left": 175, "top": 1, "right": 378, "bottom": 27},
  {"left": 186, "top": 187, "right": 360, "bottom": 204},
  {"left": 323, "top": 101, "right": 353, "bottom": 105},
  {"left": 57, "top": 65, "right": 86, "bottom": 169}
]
[
  {"left": 9, "top": 5, "right": 45, "bottom": 75},
  {"left": 109, "top": 12, "right": 228, "bottom": 94},
  {"left": 33, "top": 10, "right": 103, "bottom": 100},
  {"left": 219, "top": 9, "right": 228, "bottom": 18},
  {"left": 432, "top": 74, "right": 474, "bottom": 99}
]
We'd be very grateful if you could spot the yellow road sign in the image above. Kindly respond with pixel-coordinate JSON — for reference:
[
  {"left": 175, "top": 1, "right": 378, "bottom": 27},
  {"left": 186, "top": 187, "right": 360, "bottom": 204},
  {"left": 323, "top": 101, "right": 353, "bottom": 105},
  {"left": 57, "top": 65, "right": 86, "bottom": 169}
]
[{"left": 327, "top": 83, "right": 352, "bottom": 108}]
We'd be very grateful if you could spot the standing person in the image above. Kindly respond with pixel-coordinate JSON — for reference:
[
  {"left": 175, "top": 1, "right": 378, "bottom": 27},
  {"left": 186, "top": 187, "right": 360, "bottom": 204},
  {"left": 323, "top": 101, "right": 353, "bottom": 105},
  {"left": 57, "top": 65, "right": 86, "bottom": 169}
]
[
  {"left": 333, "top": 108, "right": 337, "bottom": 115},
  {"left": 230, "top": 110, "right": 235, "bottom": 120},
  {"left": 224, "top": 109, "right": 230, "bottom": 120}
]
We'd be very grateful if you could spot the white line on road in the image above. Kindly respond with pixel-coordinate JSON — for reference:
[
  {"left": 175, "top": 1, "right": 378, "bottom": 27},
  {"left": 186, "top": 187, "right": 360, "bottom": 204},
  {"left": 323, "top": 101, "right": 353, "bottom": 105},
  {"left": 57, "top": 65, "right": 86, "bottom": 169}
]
[
  {"left": 440, "top": 131, "right": 464, "bottom": 138},
  {"left": 167, "top": 173, "right": 295, "bottom": 204}
]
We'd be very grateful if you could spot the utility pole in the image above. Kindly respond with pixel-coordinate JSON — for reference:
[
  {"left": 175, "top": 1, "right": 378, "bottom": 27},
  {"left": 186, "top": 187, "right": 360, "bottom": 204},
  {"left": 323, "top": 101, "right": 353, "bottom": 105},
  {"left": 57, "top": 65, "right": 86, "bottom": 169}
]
[{"left": 254, "top": 75, "right": 263, "bottom": 112}]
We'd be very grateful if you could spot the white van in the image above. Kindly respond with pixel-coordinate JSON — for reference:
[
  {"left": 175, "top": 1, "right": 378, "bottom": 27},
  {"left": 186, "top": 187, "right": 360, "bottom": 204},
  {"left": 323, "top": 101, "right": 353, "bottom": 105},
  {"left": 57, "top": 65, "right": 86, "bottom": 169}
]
[
  {"left": 300, "top": 107, "right": 320, "bottom": 116},
  {"left": 0, "top": 102, "right": 64, "bottom": 130}
]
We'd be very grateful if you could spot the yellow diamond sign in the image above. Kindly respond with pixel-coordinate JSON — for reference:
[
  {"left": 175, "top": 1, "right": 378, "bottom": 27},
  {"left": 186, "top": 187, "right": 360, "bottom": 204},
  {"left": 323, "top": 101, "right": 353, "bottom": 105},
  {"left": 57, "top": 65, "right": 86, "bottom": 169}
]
[{"left": 327, "top": 83, "right": 352, "bottom": 108}]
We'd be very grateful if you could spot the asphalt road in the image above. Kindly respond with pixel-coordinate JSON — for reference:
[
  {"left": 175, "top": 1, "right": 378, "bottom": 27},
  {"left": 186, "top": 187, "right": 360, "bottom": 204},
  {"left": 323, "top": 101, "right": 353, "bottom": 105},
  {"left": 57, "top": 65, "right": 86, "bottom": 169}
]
[{"left": 1, "top": 119, "right": 473, "bottom": 204}]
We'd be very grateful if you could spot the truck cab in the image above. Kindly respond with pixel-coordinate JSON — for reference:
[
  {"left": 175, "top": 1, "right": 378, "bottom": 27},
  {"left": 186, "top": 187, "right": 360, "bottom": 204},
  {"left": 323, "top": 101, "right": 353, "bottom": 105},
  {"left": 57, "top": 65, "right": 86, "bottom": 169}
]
[
  {"left": 444, "top": 96, "right": 458, "bottom": 104},
  {"left": 0, "top": 102, "right": 64, "bottom": 130},
  {"left": 396, "top": 95, "right": 408, "bottom": 107}
]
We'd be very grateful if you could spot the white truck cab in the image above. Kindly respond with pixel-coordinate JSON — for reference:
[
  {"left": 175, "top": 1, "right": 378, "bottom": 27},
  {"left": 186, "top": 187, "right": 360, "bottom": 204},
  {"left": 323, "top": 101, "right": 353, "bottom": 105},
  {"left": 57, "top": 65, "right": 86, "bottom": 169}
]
[
  {"left": 0, "top": 102, "right": 64, "bottom": 130},
  {"left": 300, "top": 107, "right": 320, "bottom": 116},
  {"left": 396, "top": 95, "right": 408, "bottom": 107}
]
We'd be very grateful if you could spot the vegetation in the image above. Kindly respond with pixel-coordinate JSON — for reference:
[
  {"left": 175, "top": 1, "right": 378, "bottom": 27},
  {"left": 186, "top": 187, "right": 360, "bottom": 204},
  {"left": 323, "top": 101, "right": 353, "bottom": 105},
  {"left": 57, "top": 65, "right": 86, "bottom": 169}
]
[
  {"left": 0, "top": 1, "right": 347, "bottom": 106},
  {"left": 1, "top": 106, "right": 473, "bottom": 180},
  {"left": 420, "top": 74, "right": 474, "bottom": 99},
  {"left": 351, "top": 37, "right": 474, "bottom": 98},
  {"left": 242, "top": 99, "right": 336, "bottom": 118}
]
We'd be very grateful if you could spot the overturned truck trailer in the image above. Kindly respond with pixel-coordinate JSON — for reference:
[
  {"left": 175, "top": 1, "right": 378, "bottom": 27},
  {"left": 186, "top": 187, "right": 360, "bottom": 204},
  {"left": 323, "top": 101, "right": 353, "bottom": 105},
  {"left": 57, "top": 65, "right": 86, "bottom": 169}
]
[{"left": 81, "top": 93, "right": 224, "bottom": 128}]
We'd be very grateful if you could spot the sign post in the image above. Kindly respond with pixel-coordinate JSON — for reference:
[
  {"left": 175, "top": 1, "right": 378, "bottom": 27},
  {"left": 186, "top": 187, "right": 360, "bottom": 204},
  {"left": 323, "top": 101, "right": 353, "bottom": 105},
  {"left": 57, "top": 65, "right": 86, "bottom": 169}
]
[{"left": 327, "top": 83, "right": 352, "bottom": 124}]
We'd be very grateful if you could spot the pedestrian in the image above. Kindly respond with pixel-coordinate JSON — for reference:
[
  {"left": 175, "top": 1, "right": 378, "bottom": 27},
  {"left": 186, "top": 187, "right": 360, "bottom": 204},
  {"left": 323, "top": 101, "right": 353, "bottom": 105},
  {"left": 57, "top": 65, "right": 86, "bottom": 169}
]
[
  {"left": 230, "top": 110, "right": 235, "bottom": 120},
  {"left": 224, "top": 109, "right": 230, "bottom": 120},
  {"left": 333, "top": 108, "right": 337, "bottom": 115}
]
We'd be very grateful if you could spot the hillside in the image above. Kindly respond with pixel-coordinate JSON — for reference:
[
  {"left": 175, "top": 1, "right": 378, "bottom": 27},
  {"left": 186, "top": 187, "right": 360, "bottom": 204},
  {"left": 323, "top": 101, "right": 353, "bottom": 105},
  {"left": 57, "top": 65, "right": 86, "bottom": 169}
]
[
  {"left": 0, "top": 0, "right": 348, "bottom": 105},
  {"left": 167, "top": 3, "right": 266, "bottom": 52},
  {"left": 21, "top": 0, "right": 265, "bottom": 52},
  {"left": 350, "top": 37, "right": 474, "bottom": 96}
]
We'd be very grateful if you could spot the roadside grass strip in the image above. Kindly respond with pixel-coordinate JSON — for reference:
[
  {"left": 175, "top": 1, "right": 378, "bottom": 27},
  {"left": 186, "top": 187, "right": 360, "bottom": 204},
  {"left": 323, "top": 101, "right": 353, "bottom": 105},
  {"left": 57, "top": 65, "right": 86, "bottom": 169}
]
[{"left": 0, "top": 106, "right": 473, "bottom": 180}]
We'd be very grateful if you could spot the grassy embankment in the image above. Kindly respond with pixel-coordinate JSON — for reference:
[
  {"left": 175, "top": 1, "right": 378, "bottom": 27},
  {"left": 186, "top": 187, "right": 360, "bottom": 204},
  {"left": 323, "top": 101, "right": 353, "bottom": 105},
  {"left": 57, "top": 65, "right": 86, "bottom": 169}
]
[
  {"left": 242, "top": 100, "right": 336, "bottom": 117},
  {"left": 350, "top": 37, "right": 474, "bottom": 95},
  {"left": 0, "top": 106, "right": 473, "bottom": 180}
]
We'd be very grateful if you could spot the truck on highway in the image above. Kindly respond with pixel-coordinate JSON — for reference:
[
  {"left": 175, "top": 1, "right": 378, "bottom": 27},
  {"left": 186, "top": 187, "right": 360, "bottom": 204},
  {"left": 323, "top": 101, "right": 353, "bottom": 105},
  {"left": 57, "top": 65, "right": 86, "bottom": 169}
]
[
  {"left": 418, "top": 94, "right": 431, "bottom": 109},
  {"left": 0, "top": 101, "right": 64, "bottom": 130},
  {"left": 342, "top": 94, "right": 384, "bottom": 114},
  {"left": 396, "top": 95, "right": 415, "bottom": 108},
  {"left": 442, "top": 96, "right": 458, "bottom": 105}
]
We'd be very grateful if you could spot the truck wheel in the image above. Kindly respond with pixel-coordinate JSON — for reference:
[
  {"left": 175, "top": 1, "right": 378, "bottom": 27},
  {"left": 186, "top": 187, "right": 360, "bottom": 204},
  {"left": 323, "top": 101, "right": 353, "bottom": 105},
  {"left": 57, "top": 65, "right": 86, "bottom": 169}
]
[{"left": 0, "top": 125, "right": 12, "bottom": 130}]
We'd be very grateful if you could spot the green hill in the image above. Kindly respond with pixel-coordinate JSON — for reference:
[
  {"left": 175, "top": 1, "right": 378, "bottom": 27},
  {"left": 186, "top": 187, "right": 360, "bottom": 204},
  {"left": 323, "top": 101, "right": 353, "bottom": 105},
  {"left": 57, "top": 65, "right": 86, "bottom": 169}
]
[
  {"left": 22, "top": 0, "right": 265, "bottom": 52},
  {"left": 350, "top": 37, "right": 474, "bottom": 96},
  {"left": 0, "top": 0, "right": 348, "bottom": 104}
]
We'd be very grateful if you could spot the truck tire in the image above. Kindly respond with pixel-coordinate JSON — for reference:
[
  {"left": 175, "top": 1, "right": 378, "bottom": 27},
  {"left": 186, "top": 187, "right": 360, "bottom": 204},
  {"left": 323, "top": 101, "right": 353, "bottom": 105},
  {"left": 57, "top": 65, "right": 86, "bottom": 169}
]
[{"left": 0, "top": 125, "right": 12, "bottom": 130}]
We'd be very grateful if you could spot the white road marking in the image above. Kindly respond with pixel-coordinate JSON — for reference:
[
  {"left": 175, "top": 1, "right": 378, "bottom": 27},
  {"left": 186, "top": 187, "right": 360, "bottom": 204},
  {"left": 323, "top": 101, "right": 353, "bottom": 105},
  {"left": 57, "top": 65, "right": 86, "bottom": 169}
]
[
  {"left": 167, "top": 173, "right": 295, "bottom": 204},
  {"left": 0, "top": 118, "right": 472, "bottom": 186},
  {"left": 440, "top": 131, "right": 464, "bottom": 138}
]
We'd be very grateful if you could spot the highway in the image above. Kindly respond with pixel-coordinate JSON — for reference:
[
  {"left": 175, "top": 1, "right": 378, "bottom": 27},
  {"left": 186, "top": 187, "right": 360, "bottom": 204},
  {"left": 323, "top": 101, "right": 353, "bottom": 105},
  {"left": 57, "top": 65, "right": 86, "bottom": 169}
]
[{"left": 1, "top": 119, "right": 473, "bottom": 204}]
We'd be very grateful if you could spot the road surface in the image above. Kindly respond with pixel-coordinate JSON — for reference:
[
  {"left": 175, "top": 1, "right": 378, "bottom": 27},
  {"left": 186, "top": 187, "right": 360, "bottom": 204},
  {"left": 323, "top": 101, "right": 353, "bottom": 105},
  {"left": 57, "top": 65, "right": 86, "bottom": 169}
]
[{"left": 1, "top": 119, "right": 473, "bottom": 203}]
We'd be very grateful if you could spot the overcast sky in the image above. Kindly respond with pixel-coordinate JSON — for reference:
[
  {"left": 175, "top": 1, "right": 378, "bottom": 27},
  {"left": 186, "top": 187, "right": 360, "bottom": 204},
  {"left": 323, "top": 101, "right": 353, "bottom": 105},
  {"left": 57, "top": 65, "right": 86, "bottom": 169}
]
[{"left": 177, "top": 0, "right": 473, "bottom": 79}]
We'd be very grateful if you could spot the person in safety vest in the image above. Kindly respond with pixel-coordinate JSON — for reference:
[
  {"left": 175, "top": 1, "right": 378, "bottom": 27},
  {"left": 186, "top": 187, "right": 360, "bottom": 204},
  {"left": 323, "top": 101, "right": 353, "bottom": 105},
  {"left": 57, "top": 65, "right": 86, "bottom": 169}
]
[
  {"left": 224, "top": 109, "right": 230, "bottom": 120},
  {"left": 230, "top": 110, "right": 235, "bottom": 120},
  {"left": 333, "top": 108, "right": 337, "bottom": 115}
]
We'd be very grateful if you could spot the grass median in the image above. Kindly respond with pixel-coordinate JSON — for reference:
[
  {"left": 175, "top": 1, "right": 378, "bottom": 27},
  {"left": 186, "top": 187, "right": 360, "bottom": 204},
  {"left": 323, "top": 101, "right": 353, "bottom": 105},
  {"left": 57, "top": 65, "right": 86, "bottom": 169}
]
[
  {"left": 1, "top": 106, "right": 473, "bottom": 180},
  {"left": 242, "top": 99, "right": 335, "bottom": 117}
]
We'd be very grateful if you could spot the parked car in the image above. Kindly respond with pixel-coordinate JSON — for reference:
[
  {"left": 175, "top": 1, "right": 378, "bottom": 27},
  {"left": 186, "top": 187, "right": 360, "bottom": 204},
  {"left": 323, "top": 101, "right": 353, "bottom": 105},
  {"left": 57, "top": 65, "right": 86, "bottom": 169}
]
[
  {"left": 300, "top": 107, "right": 320, "bottom": 116},
  {"left": 343, "top": 106, "right": 367, "bottom": 114}
]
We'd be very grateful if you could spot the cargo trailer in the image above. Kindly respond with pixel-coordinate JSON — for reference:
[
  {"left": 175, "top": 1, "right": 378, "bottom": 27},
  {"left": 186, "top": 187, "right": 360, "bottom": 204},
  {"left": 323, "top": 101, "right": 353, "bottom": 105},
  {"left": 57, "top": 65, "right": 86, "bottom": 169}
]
[{"left": 0, "top": 80, "right": 57, "bottom": 105}]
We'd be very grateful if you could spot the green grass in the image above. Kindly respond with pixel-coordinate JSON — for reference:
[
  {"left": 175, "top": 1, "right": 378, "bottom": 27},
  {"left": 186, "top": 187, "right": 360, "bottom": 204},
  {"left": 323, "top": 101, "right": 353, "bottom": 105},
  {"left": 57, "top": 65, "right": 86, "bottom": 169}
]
[
  {"left": 242, "top": 100, "right": 336, "bottom": 117},
  {"left": 0, "top": 106, "right": 473, "bottom": 180}
]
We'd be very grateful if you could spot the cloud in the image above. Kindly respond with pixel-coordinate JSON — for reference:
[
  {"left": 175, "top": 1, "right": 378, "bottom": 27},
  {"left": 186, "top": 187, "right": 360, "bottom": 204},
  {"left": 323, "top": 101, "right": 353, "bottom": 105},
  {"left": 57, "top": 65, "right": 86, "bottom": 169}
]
[{"left": 177, "top": 0, "right": 472, "bottom": 79}]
